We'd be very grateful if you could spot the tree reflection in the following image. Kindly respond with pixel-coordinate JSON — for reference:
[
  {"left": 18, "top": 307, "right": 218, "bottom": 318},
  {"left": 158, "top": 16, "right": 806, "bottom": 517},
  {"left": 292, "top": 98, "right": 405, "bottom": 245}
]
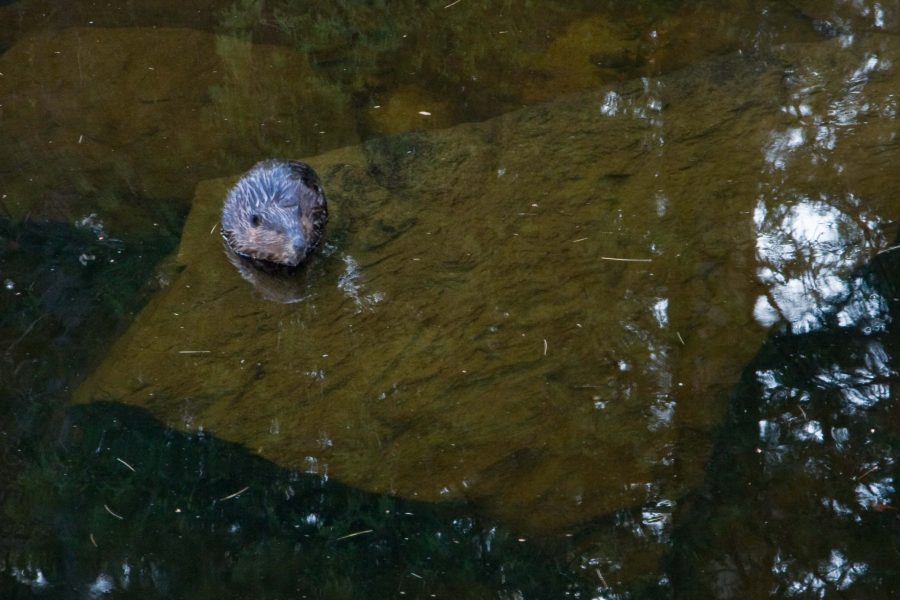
[
  {"left": 675, "top": 245, "right": 899, "bottom": 597},
  {"left": 2, "top": 402, "right": 602, "bottom": 598},
  {"left": 753, "top": 193, "right": 887, "bottom": 332}
]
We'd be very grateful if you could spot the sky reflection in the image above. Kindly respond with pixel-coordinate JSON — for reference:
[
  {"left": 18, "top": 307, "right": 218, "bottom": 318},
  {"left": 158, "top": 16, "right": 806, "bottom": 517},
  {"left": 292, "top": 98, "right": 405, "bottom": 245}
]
[{"left": 753, "top": 194, "right": 886, "bottom": 332}]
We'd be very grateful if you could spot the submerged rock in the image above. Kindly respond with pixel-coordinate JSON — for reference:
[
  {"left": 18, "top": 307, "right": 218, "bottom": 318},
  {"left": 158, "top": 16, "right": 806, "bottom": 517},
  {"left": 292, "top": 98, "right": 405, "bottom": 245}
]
[
  {"left": 75, "top": 34, "right": 900, "bottom": 533},
  {"left": 0, "top": 27, "right": 354, "bottom": 232}
]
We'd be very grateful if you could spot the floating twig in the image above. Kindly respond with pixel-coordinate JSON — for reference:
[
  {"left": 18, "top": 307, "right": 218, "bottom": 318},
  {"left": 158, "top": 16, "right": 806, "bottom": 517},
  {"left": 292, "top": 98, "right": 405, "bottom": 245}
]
[
  {"left": 444, "top": 0, "right": 463, "bottom": 8},
  {"left": 855, "top": 465, "right": 879, "bottom": 481},
  {"left": 103, "top": 504, "right": 124, "bottom": 520},
  {"left": 572, "top": 237, "right": 589, "bottom": 243},
  {"left": 599, "top": 256, "right": 652, "bottom": 262},
  {"left": 6, "top": 315, "right": 46, "bottom": 355},
  {"left": 676, "top": 331, "right": 685, "bottom": 346},
  {"left": 178, "top": 350, "right": 212, "bottom": 355},
  {"left": 335, "top": 529, "right": 374, "bottom": 541},
  {"left": 90, "top": 533, "right": 98, "bottom": 547},
  {"left": 116, "top": 457, "right": 136, "bottom": 472},
  {"left": 219, "top": 486, "right": 250, "bottom": 501},
  {"left": 595, "top": 568, "right": 609, "bottom": 589},
  {"left": 543, "top": 339, "right": 548, "bottom": 356}
]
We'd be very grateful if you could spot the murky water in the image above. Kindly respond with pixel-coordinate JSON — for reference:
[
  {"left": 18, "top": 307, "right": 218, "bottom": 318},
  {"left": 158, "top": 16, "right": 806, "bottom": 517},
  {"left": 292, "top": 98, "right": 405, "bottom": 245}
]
[{"left": 1, "top": 1, "right": 899, "bottom": 598}]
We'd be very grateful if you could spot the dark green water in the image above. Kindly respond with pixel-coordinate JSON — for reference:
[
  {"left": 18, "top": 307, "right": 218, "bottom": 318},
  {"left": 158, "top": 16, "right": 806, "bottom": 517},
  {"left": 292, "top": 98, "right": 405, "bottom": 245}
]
[{"left": 1, "top": 1, "right": 898, "bottom": 598}]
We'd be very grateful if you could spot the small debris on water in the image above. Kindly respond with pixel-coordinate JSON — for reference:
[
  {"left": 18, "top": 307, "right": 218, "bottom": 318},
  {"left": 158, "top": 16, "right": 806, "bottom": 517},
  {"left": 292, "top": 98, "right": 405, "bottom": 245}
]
[
  {"left": 599, "top": 256, "right": 652, "bottom": 262},
  {"left": 219, "top": 486, "right": 249, "bottom": 501},
  {"left": 335, "top": 529, "right": 373, "bottom": 541}
]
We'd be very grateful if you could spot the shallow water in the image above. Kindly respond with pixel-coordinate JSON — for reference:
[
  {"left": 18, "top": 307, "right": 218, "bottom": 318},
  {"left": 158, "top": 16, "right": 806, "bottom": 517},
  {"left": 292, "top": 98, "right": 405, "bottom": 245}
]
[{"left": 1, "top": 1, "right": 899, "bottom": 598}]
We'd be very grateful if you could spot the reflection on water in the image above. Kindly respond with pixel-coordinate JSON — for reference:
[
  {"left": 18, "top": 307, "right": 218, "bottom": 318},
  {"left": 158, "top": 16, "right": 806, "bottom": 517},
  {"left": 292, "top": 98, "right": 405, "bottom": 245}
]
[
  {"left": 678, "top": 246, "right": 900, "bottom": 597},
  {"left": 337, "top": 255, "right": 384, "bottom": 311},
  {"left": 1, "top": 0, "right": 899, "bottom": 597},
  {"left": 753, "top": 35, "right": 897, "bottom": 335},
  {"left": 5, "top": 402, "right": 596, "bottom": 597},
  {"left": 753, "top": 195, "right": 887, "bottom": 331}
]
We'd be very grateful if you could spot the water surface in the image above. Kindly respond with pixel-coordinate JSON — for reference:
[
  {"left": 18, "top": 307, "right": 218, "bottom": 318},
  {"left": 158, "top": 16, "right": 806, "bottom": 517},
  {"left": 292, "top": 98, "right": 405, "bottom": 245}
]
[{"left": 1, "top": 1, "right": 898, "bottom": 597}]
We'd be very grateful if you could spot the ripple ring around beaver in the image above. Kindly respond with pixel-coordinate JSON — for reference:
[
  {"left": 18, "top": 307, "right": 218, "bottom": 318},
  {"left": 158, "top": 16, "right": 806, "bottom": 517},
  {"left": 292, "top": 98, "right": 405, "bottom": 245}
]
[{"left": 220, "top": 159, "right": 329, "bottom": 302}]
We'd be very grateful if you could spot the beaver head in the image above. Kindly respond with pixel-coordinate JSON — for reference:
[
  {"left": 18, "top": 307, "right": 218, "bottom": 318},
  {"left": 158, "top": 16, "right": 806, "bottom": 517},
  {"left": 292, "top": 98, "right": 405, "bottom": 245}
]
[{"left": 221, "top": 160, "right": 328, "bottom": 268}]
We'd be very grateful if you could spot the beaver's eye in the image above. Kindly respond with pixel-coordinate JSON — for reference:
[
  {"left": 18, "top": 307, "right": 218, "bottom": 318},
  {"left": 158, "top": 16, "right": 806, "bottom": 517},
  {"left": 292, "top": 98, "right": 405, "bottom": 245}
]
[{"left": 250, "top": 214, "right": 261, "bottom": 227}]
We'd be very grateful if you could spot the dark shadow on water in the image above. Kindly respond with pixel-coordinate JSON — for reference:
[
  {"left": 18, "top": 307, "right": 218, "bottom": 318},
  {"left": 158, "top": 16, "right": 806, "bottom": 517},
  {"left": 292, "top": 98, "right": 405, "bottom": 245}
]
[
  {"left": 0, "top": 216, "right": 179, "bottom": 596},
  {"left": 0, "top": 216, "right": 179, "bottom": 445},
  {"left": 2, "top": 401, "right": 591, "bottom": 599},
  {"left": 672, "top": 244, "right": 900, "bottom": 597}
]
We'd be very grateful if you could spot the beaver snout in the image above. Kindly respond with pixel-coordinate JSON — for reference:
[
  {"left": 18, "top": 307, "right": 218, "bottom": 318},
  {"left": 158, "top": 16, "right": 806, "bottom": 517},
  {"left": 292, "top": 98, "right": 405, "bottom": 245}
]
[
  {"left": 221, "top": 159, "right": 328, "bottom": 269},
  {"left": 291, "top": 234, "right": 307, "bottom": 257},
  {"left": 279, "top": 235, "right": 307, "bottom": 267}
]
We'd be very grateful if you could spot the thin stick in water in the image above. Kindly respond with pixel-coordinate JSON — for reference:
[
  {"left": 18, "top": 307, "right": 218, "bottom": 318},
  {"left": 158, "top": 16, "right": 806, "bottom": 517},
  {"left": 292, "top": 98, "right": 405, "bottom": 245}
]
[
  {"left": 219, "top": 486, "right": 250, "bottom": 501},
  {"left": 599, "top": 256, "right": 652, "bottom": 262},
  {"left": 335, "top": 529, "right": 374, "bottom": 541}
]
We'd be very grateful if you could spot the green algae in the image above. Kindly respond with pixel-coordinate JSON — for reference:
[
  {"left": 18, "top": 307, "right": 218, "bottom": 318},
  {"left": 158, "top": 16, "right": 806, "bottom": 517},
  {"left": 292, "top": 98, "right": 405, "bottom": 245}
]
[{"left": 73, "top": 33, "right": 900, "bottom": 533}]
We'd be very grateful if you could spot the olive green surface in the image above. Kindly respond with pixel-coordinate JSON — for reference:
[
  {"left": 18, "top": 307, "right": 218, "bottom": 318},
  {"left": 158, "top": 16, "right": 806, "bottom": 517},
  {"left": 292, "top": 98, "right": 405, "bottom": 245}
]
[{"left": 75, "top": 34, "right": 900, "bottom": 533}]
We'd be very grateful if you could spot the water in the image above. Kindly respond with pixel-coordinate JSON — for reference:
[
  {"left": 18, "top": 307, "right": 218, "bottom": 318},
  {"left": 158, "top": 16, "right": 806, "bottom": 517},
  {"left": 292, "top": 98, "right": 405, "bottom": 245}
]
[{"left": 1, "top": 1, "right": 898, "bottom": 597}]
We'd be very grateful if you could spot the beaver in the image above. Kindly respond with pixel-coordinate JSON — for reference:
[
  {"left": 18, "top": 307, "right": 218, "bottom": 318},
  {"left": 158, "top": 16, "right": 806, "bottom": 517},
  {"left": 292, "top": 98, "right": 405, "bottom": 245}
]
[{"left": 221, "top": 159, "right": 328, "bottom": 268}]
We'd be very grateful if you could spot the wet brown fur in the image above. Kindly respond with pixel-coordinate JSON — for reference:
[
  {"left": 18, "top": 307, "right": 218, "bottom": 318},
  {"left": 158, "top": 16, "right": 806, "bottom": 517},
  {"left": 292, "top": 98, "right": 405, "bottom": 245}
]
[{"left": 221, "top": 160, "right": 328, "bottom": 268}]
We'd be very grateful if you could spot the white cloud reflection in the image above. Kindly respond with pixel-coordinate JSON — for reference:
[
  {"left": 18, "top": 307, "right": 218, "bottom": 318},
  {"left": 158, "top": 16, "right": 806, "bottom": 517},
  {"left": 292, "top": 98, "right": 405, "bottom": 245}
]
[{"left": 752, "top": 195, "right": 886, "bottom": 332}]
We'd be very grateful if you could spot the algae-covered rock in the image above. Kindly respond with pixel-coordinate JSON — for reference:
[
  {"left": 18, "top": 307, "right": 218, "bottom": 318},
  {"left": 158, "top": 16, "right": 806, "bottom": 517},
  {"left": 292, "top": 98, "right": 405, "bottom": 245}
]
[
  {"left": 363, "top": 85, "right": 454, "bottom": 137},
  {"left": 0, "top": 27, "right": 355, "bottom": 232},
  {"left": 75, "top": 34, "right": 900, "bottom": 532}
]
